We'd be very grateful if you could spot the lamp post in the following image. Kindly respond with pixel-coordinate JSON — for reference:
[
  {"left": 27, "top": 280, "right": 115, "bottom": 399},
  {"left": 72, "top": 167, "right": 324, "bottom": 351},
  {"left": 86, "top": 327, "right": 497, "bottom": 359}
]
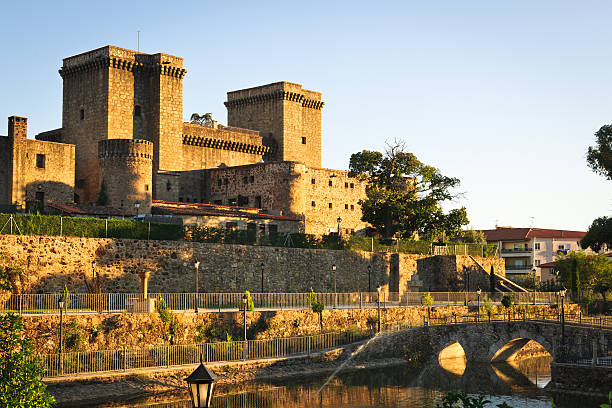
[
  {"left": 367, "top": 264, "right": 372, "bottom": 293},
  {"left": 531, "top": 267, "right": 537, "bottom": 305},
  {"left": 260, "top": 262, "right": 265, "bottom": 293},
  {"left": 376, "top": 285, "right": 382, "bottom": 333},
  {"left": 336, "top": 217, "right": 342, "bottom": 236},
  {"left": 242, "top": 294, "right": 248, "bottom": 360},
  {"left": 134, "top": 201, "right": 140, "bottom": 217},
  {"left": 559, "top": 287, "right": 567, "bottom": 344},
  {"left": 332, "top": 264, "right": 337, "bottom": 309},
  {"left": 476, "top": 288, "right": 482, "bottom": 322},
  {"left": 194, "top": 261, "right": 200, "bottom": 313},
  {"left": 58, "top": 295, "right": 65, "bottom": 375},
  {"left": 185, "top": 357, "right": 218, "bottom": 408}
]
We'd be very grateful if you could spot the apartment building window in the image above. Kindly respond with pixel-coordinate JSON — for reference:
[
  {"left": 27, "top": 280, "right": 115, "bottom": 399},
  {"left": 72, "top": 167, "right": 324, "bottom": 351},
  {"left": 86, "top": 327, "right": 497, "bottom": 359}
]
[
  {"left": 535, "top": 260, "right": 541, "bottom": 266},
  {"left": 36, "top": 154, "right": 45, "bottom": 169},
  {"left": 311, "top": 201, "right": 316, "bottom": 207},
  {"left": 301, "top": 137, "right": 307, "bottom": 144},
  {"left": 558, "top": 244, "right": 565, "bottom": 250},
  {"left": 328, "top": 203, "right": 333, "bottom": 209},
  {"left": 311, "top": 178, "right": 316, "bottom": 184},
  {"left": 534, "top": 243, "right": 540, "bottom": 250}
]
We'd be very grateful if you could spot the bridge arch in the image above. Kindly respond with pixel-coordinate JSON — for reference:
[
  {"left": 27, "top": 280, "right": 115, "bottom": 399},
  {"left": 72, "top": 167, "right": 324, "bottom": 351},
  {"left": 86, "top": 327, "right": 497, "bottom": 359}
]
[{"left": 488, "top": 332, "right": 552, "bottom": 363}]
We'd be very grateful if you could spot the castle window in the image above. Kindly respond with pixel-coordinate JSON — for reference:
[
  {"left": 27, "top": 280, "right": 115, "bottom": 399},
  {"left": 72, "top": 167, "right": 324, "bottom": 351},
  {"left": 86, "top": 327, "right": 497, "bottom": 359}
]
[
  {"left": 328, "top": 203, "right": 332, "bottom": 209},
  {"left": 301, "top": 137, "right": 306, "bottom": 144},
  {"left": 80, "top": 109, "right": 85, "bottom": 120},
  {"left": 311, "top": 201, "right": 316, "bottom": 207},
  {"left": 255, "top": 196, "right": 262, "bottom": 208},
  {"left": 350, "top": 183, "right": 354, "bottom": 188},
  {"left": 345, "top": 182, "right": 348, "bottom": 188},
  {"left": 120, "top": 200, "right": 124, "bottom": 207},
  {"left": 145, "top": 184, "right": 149, "bottom": 191},
  {"left": 328, "top": 180, "right": 332, "bottom": 187},
  {"left": 344, "top": 204, "right": 349, "bottom": 210},
  {"left": 134, "top": 105, "right": 141, "bottom": 117},
  {"left": 243, "top": 176, "right": 248, "bottom": 184},
  {"left": 311, "top": 178, "right": 315, "bottom": 184},
  {"left": 36, "top": 154, "right": 45, "bottom": 169},
  {"left": 250, "top": 176, "right": 254, "bottom": 183},
  {"left": 351, "top": 204, "right": 355, "bottom": 210}
]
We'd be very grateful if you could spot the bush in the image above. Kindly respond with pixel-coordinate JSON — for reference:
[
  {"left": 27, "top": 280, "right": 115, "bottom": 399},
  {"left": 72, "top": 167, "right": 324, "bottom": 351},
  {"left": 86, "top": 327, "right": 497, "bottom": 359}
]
[
  {"left": 420, "top": 292, "right": 434, "bottom": 306},
  {"left": 501, "top": 295, "right": 514, "bottom": 309},
  {"left": 155, "top": 296, "right": 172, "bottom": 324},
  {"left": 243, "top": 290, "right": 254, "bottom": 311},
  {"left": 65, "top": 321, "right": 85, "bottom": 351}
]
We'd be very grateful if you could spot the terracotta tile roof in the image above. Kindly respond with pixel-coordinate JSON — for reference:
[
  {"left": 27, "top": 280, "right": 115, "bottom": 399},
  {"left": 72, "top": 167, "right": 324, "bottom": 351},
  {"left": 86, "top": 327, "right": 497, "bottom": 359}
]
[
  {"left": 537, "top": 261, "right": 556, "bottom": 268},
  {"left": 481, "top": 227, "right": 585, "bottom": 241},
  {"left": 46, "top": 202, "right": 132, "bottom": 217},
  {"left": 151, "top": 200, "right": 300, "bottom": 222}
]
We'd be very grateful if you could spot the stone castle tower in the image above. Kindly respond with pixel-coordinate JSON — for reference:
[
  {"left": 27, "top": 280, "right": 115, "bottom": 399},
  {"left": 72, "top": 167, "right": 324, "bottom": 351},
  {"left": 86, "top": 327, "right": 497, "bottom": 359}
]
[
  {"left": 58, "top": 46, "right": 186, "bottom": 205},
  {"left": 225, "top": 82, "right": 324, "bottom": 168}
]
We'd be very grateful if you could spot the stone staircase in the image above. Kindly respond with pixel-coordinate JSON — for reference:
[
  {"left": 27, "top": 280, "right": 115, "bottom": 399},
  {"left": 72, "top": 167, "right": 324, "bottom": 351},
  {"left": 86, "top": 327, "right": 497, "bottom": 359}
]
[{"left": 468, "top": 255, "right": 527, "bottom": 293}]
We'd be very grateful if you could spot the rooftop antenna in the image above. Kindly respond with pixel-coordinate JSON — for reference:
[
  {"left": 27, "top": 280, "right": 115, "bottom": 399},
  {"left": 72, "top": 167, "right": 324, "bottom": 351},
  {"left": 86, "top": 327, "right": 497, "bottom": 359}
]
[
  {"left": 494, "top": 219, "right": 498, "bottom": 228},
  {"left": 137, "top": 30, "right": 140, "bottom": 52},
  {"left": 529, "top": 216, "right": 534, "bottom": 228}
]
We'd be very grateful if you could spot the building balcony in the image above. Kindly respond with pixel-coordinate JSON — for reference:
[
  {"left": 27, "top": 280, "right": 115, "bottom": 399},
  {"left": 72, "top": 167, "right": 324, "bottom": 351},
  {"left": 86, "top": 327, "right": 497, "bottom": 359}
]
[
  {"left": 501, "top": 248, "right": 532, "bottom": 254},
  {"left": 505, "top": 264, "right": 534, "bottom": 273}
]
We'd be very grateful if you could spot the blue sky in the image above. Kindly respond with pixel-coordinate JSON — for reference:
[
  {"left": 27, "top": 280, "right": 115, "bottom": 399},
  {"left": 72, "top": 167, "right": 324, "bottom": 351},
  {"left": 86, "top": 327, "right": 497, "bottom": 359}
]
[{"left": 1, "top": 1, "right": 610, "bottom": 231}]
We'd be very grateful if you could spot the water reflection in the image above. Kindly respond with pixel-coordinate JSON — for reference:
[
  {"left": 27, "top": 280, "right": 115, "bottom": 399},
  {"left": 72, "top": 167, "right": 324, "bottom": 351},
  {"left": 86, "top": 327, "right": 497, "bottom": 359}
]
[{"left": 71, "top": 357, "right": 601, "bottom": 408}]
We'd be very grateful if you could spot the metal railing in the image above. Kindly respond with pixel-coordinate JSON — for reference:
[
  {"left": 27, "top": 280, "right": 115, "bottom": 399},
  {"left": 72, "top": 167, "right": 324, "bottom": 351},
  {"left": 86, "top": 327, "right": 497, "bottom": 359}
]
[
  {"left": 0, "top": 291, "right": 568, "bottom": 315},
  {"left": 34, "top": 330, "right": 367, "bottom": 378},
  {"left": 505, "top": 264, "right": 534, "bottom": 271},
  {"left": 501, "top": 248, "right": 532, "bottom": 253}
]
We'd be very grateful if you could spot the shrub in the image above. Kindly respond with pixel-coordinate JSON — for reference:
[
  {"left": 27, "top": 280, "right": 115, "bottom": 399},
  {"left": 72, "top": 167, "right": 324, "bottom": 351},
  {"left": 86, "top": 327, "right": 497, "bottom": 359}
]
[
  {"left": 243, "top": 290, "right": 254, "bottom": 311},
  {"left": 420, "top": 292, "right": 434, "bottom": 306},
  {"left": 65, "top": 321, "right": 85, "bottom": 351},
  {"left": 155, "top": 296, "right": 172, "bottom": 324},
  {"left": 501, "top": 295, "right": 514, "bottom": 309}
]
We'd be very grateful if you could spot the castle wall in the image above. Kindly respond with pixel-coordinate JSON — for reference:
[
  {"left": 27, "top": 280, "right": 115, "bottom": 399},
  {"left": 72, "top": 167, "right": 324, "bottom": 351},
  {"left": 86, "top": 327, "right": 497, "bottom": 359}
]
[
  {"left": 98, "top": 139, "right": 153, "bottom": 213},
  {"left": 0, "top": 137, "right": 9, "bottom": 205}
]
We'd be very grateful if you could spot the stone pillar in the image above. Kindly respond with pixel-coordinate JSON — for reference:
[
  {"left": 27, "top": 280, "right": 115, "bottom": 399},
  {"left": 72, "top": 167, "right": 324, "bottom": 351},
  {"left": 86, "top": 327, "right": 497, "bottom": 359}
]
[{"left": 139, "top": 271, "right": 150, "bottom": 300}]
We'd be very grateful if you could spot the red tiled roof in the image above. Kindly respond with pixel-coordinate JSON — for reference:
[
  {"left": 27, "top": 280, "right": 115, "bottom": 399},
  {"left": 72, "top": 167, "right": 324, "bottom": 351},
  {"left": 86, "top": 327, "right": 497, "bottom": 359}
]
[
  {"left": 47, "top": 202, "right": 132, "bottom": 217},
  {"left": 481, "top": 228, "right": 585, "bottom": 242},
  {"left": 538, "top": 261, "right": 556, "bottom": 268},
  {"left": 151, "top": 201, "right": 300, "bottom": 222}
]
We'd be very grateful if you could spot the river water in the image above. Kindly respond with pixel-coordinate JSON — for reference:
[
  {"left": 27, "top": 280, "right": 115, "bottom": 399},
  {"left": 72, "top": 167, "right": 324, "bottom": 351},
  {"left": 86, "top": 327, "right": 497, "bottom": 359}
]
[{"left": 79, "top": 356, "right": 606, "bottom": 408}]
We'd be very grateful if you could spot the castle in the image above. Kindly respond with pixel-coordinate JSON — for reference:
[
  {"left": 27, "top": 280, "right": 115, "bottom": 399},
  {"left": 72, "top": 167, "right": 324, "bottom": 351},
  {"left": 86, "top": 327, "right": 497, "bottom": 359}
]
[{"left": 0, "top": 45, "right": 368, "bottom": 235}]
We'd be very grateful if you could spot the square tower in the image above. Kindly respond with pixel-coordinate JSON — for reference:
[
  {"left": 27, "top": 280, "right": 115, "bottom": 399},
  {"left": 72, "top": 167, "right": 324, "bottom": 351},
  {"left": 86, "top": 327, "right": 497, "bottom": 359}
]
[
  {"left": 225, "top": 82, "right": 324, "bottom": 168},
  {"left": 59, "top": 46, "right": 186, "bottom": 203}
]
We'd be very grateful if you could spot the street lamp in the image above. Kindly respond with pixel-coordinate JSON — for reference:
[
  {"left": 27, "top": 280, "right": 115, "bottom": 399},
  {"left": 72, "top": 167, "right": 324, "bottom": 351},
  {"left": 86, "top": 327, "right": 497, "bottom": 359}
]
[
  {"left": 559, "top": 287, "right": 567, "bottom": 344},
  {"left": 476, "top": 288, "right": 482, "bottom": 322},
  {"left": 194, "top": 261, "right": 200, "bottom": 313},
  {"left": 260, "top": 262, "right": 265, "bottom": 293},
  {"left": 336, "top": 217, "right": 342, "bottom": 236},
  {"left": 58, "top": 295, "right": 65, "bottom": 375},
  {"left": 367, "top": 264, "right": 372, "bottom": 293},
  {"left": 134, "top": 201, "right": 140, "bottom": 217},
  {"left": 332, "top": 264, "right": 337, "bottom": 309},
  {"left": 376, "top": 285, "right": 382, "bottom": 333},
  {"left": 242, "top": 294, "right": 248, "bottom": 341},
  {"left": 185, "top": 357, "right": 218, "bottom": 408}
]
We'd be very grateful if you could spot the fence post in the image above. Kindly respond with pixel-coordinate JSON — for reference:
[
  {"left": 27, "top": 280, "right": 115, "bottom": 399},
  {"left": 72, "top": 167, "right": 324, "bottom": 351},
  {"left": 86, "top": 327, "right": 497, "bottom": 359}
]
[
  {"left": 19, "top": 294, "right": 22, "bottom": 316},
  {"left": 166, "top": 345, "right": 170, "bottom": 368}
]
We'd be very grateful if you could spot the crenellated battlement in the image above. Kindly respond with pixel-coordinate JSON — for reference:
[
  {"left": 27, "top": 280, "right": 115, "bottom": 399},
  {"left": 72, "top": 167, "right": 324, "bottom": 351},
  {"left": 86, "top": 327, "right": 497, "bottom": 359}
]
[{"left": 98, "top": 139, "right": 153, "bottom": 160}]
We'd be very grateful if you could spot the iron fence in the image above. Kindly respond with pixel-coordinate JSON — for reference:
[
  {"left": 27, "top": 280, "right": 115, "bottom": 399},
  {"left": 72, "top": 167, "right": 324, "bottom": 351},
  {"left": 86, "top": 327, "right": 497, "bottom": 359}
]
[
  {"left": 0, "top": 291, "right": 567, "bottom": 315},
  {"left": 34, "top": 330, "right": 368, "bottom": 378}
]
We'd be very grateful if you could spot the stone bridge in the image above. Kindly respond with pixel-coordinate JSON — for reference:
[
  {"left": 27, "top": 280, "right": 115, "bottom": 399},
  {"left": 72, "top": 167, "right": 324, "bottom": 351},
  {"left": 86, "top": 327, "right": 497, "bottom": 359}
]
[{"left": 357, "top": 320, "right": 612, "bottom": 364}]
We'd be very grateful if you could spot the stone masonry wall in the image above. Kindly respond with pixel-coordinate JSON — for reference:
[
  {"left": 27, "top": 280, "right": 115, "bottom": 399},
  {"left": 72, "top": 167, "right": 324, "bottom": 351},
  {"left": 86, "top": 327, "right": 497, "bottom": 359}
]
[{"left": 0, "top": 234, "right": 499, "bottom": 295}]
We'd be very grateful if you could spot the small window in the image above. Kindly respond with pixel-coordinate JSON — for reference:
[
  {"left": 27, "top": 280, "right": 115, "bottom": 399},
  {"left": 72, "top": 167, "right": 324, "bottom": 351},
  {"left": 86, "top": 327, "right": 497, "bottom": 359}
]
[
  {"left": 328, "top": 203, "right": 332, "bottom": 209},
  {"left": 534, "top": 243, "right": 540, "bottom": 250},
  {"left": 301, "top": 137, "right": 306, "bottom": 144},
  {"left": 350, "top": 204, "right": 355, "bottom": 210},
  {"left": 345, "top": 182, "right": 349, "bottom": 188},
  {"left": 311, "top": 201, "right": 316, "bottom": 207},
  {"left": 80, "top": 109, "right": 85, "bottom": 120},
  {"left": 311, "top": 178, "right": 316, "bottom": 184},
  {"left": 250, "top": 176, "right": 254, "bottom": 183},
  {"left": 217, "top": 179, "right": 222, "bottom": 187},
  {"left": 558, "top": 244, "right": 565, "bottom": 250},
  {"left": 328, "top": 180, "right": 332, "bottom": 187},
  {"left": 350, "top": 183, "right": 354, "bottom": 188},
  {"left": 344, "top": 204, "right": 349, "bottom": 210},
  {"left": 36, "top": 154, "right": 45, "bottom": 168},
  {"left": 243, "top": 176, "right": 248, "bottom": 184},
  {"left": 144, "top": 184, "right": 149, "bottom": 191},
  {"left": 268, "top": 224, "right": 278, "bottom": 233},
  {"left": 134, "top": 105, "right": 141, "bottom": 117},
  {"left": 535, "top": 260, "right": 541, "bottom": 266},
  {"left": 120, "top": 199, "right": 124, "bottom": 207}
]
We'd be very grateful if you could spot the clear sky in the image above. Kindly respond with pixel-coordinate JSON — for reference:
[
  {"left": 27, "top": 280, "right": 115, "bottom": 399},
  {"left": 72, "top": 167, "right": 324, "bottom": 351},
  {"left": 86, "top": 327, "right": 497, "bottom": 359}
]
[{"left": 1, "top": 0, "right": 610, "bottom": 231}]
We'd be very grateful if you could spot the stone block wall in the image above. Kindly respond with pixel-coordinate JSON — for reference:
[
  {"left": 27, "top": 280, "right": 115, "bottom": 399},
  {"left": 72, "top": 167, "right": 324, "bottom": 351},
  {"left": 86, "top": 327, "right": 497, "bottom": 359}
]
[
  {"left": 0, "top": 137, "right": 9, "bottom": 204},
  {"left": 0, "top": 234, "right": 499, "bottom": 296}
]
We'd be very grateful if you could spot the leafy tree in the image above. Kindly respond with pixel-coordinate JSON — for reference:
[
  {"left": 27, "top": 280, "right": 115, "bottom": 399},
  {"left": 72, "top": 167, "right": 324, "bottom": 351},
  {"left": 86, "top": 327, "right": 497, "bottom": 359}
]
[
  {"left": 309, "top": 288, "right": 325, "bottom": 333},
  {"left": 244, "top": 290, "right": 254, "bottom": 311},
  {"left": 61, "top": 284, "right": 70, "bottom": 311},
  {"left": 0, "top": 313, "right": 55, "bottom": 407},
  {"left": 555, "top": 251, "right": 612, "bottom": 301},
  {"left": 96, "top": 179, "right": 108, "bottom": 206},
  {"left": 489, "top": 266, "right": 496, "bottom": 292},
  {"left": 421, "top": 292, "right": 434, "bottom": 322},
  {"left": 449, "top": 229, "right": 486, "bottom": 243},
  {"left": 581, "top": 216, "right": 612, "bottom": 252},
  {"left": 349, "top": 141, "right": 468, "bottom": 238},
  {"left": 190, "top": 112, "right": 213, "bottom": 125},
  {"left": 587, "top": 124, "right": 612, "bottom": 180}
]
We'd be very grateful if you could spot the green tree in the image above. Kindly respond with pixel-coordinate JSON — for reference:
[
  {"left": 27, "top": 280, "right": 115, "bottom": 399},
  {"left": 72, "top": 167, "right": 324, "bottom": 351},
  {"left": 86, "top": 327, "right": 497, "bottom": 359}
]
[
  {"left": 349, "top": 142, "right": 468, "bottom": 238},
  {"left": 96, "top": 180, "right": 108, "bottom": 206},
  {"left": 555, "top": 251, "right": 612, "bottom": 300},
  {"left": 421, "top": 292, "right": 434, "bottom": 322},
  {"left": 309, "top": 288, "right": 325, "bottom": 333},
  {"left": 0, "top": 314, "right": 55, "bottom": 407},
  {"left": 449, "top": 229, "right": 486, "bottom": 243},
  {"left": 581, "top": 216, "right": 612, "bottom": 252},
  {"left": 587, "top": 124, "right": 612, "bottom": 180}
]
